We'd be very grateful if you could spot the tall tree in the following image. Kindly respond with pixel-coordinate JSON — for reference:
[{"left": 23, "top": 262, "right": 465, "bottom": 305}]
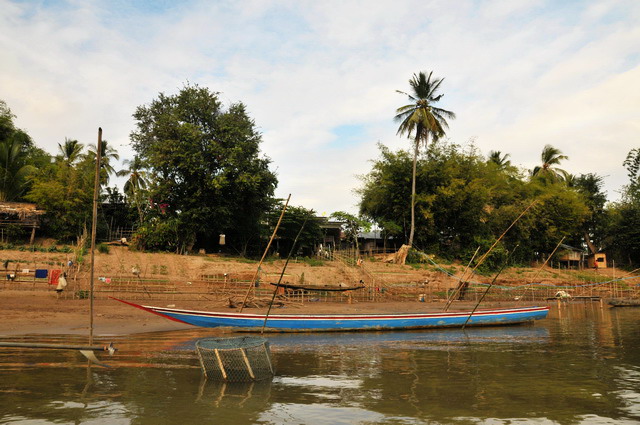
[
  {"left": 0, "top": 137, "right": 36, "bottom": 201},
  {"left": 87, "top": 140, "right": 119, "bottom": 180},
  {"left": 57, "top": 138, "right": 84, "bottom": 165},
  {"left": 532, "top": 144, "right": 569, "bottom": 183},
  {"left": 487, "top": 150, "right": 511, "bottom": 169},
  {"left": 116, "top": 156, "right": 148, "bottom": 225},
  {"left": 130, "top": 83, "right": 277, "bottom": 253},
  {"left": 395, "top": 71, "right": 455, "bottom": 246}
]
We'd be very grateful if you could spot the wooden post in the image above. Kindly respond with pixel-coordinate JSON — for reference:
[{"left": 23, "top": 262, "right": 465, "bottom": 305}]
[
  {"left": 240, "top": 348, "right": 255, "bottom": 380},
  {"left": 89, "top": 128, "right": 102, "bottom": 345},
  {"left": 214, "top": 349, "right": 227, "bottom": 380},
  {"left": 239, "top": 194, "right": 291, "bottom": 312}
]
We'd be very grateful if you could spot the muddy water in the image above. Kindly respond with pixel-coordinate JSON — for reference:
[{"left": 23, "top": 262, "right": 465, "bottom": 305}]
[{"left": 1, "top": 304, "right": 639, "bottom": 424}]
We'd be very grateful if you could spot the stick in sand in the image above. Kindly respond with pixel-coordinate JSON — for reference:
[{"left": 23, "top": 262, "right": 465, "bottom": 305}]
[
  {"left": 89, "top": 127, "right": 102, "bottom": 345},
  {"left": 239, "top": 194, "right": 291, "bottom": 312}
]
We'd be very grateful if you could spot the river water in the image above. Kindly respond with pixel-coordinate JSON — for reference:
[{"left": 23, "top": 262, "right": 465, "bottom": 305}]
[{"left": 1, "top": 304, "right": 639, "bottom": 424}]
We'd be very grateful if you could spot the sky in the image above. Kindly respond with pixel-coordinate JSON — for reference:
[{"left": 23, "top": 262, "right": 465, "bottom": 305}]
[{"left": 1, "top": 0, "right": 639, "bottom": 215}]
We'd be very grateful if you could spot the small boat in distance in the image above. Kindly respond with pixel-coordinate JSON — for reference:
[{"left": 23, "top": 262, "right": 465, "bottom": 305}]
[{"left": 112, "top": 298, "right": 549, "bottom": 332}]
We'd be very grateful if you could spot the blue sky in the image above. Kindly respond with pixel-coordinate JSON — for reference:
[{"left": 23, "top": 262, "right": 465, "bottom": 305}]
[{"left": 1, "top": 0, "right": 639, "bottom": 214}]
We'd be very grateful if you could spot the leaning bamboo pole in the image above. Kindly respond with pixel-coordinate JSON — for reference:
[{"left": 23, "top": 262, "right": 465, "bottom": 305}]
[
  {"left": 462, "top": 245, "right": 518, "bottom": 329},
  {"left": 261, "top": 218, "right": 307, "bottom": 333},
  {"left": 516, "top": 236, "right": 565, "bottom": 303},
  {"left": 239, "top": 194, "right": 291, "bottom": 312},
  {"left": 443, "top": 200, "right": 536, "bottom": 311},
  {"left": 442, "top": 247, "right": 480, "bottom": 311}
]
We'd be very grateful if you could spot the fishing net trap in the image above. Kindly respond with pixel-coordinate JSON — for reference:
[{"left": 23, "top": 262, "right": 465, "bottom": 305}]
[{"left": 196, "top": 336, "right": 274, "bottom": 382}]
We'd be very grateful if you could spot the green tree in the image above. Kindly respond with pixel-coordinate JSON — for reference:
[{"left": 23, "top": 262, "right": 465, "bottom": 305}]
[
  {"left": 395, "top": 71, "right": 455, "bottom": 246},
  {"left": 117, "top": 156, "right": 148, "bottom": 225},
  {"left": 487, "top": 150, "right": 511, "bottom": 169},
  {"left": 330, "top": 211, "right": 371, "bottom": 253},
  {"left": 606, "top": 148, "right": 640, "bottom": 266},
  {"left": 532, "top": 144, "right": 569, "bottom": 183},
  {"left": 26, "top": 156, "right": 94, "bottom": 241},
  {"left": 57, "top": 138, "right": 84, "bottom": 165},
  {"left": 0, "top": 137, "right": 36, "bottom": 201},
  {"left": 574, "top": 173, "right": 607, "bottom": 253},
  {"left": 359, "top": 141, "right": 589, "bottom": 266},
  {"left": 0, "top": 100, "right": 40, "bottom": 201},
  {"left": 130, "top": 83, "right": 277, "bottom": 253},
  {"left": 87, "top": 140, "right": 119, "bottom": 180}
]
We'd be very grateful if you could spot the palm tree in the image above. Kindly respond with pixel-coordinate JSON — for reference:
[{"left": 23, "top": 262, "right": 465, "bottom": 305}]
[
  {"left": 395, "top": 71, "right": 455, "bottom": 246},
  {"left": 57, "top": 138, "right": 84, "bottom": 165},
  {"left": 0, "top": 137, "right": 36, "bottom": 201},
  {"left": 532, "top": 144, "right": 569, "bottom": 182},
  {"left": 117, "top": 156, "right": 148, "bottom": 224},
  {"left": 87, "top": 140, "right": 120, "bottom": 180},
  {"left": 488, "top": 150, "right": 511, "bottom": 169}
]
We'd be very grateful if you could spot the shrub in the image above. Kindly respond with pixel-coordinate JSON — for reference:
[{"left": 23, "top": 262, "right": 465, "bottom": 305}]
[{"left": 97, "top": 243, "right": 110, "bottom": 254}]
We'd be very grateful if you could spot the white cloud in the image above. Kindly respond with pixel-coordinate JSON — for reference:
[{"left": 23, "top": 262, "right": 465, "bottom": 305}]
[{"left": 0, "top": 0, "right": 638, "bottom": 214}]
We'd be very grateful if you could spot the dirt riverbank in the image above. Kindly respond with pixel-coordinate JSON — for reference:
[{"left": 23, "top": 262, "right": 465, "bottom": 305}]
[{"left": 0, "top": 246, "right": 630, "bottom": 336}]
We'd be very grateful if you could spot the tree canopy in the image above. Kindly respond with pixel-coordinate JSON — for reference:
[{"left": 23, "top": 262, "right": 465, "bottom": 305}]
[
  {"left": 359, "top": 140, "right": 590, "bottom": 266},
  {"left": 395, "top": 71, "right": 455, "bottom": 247},
  {"left": 130, "top": 84, "right": 277, "bottom": 253}
]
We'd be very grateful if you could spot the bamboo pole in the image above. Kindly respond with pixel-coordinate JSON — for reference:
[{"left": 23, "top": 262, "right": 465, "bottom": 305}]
[
  {"left": 444, "top": 200, "right": 536, "bottom": 311},
  {"left": 517, "top": 236, "right": 565, "bottom": 304},
  {"left": 443, "top": 247, "right": 480, "bottom": 311},
  {"left": 239, "top": 194, "right": 291, "bottom": 312},
  {"left": 462, "top": 245, "right": 518, "bottom": 330},
  {"left": 261, "top": 218, "right": 307, "bottom": 333},
  {"left": 89, "top": 128, "right": 102, "bottom": 345}
]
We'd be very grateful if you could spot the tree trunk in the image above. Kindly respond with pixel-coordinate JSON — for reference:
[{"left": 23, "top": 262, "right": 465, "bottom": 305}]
[{"left": 408, "top": 135, "right": 420, "bottom": 247}]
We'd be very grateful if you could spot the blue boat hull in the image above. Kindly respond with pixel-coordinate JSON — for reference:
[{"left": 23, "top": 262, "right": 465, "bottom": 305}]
[{"left": 114, "top": 298, "right": 549, "bottom": 332}]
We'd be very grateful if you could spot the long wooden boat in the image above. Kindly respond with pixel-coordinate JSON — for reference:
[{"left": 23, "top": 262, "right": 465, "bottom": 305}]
[
  {"left": 269, "top": 282, "right": 365, "bottom": 292},
  {"left": 112, "top": 298, "right": 549, "bottom": 332}
]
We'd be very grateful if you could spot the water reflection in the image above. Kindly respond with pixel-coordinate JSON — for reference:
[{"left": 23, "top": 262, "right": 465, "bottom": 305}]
[{"left": 0, "top": 304, "right": 639, "bottom": 424}]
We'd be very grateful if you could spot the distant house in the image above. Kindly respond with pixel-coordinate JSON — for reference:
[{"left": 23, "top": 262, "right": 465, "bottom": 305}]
[
  {"left": 317, "top": 218, "right": 343, "bottom": 251},
  {"left": 557, "top": 244, "right": 584, "bottom": 269},
  {"left": 587, "top": 253, "right": 607, "bottom": 269},
  {"left": 0, "top": 202, "right": 46, "bottom": 244},
  {"left": 358, "top": 230, "right": 398, "bottom": 255}
]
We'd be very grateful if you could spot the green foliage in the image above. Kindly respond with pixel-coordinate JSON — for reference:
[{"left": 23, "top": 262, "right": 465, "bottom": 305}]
[
  {"left": 0, "top": 101, "right": 40, "bottom": 201},
  {"left": 130, "top": 83, "right": 277, "bottom": 253},
  {"left": 330, "top": 211, "right": 371, "bottom": 250},
  {"left": 26, "top": 156, "right": 94, "bottom": 241},
  {"left": 265, "top": 203, "right": 323, "bottom": 257},
  {"left": 406, "top": 248, "right": 430, "bottom": 264},
  {"left": 132, "top": 217, "right": 183, "bottom": 252},
  {"left": 395, "top": 70, "right": 456, "bottom": 245},
  {"left": 298, "top": 257, "right": 324, "bottom": 267},
  {"left": 359, "top": 140, "right": 590, "bottom": 264},
  {"left": 97, "top": 243, "right": 110, "bottom": 254},
  {"left": 531, "top": 144, "right": 569, "bottom": 183}
]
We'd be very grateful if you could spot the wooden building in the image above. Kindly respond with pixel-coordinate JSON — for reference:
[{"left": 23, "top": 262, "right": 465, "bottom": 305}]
[
  {"left": 557, "top": 244, "right": 584, "bottom": 269},
  {"left": 0, "top": 202, "right": 46, "bottom": 244},
  {"left": 587, "top": 253, "right": 607, "bottom": 269}
]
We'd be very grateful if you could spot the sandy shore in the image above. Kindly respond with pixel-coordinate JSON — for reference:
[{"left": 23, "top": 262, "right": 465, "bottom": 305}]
[{"left": 0, "top": 289, "right": 532, "bottom": 337}]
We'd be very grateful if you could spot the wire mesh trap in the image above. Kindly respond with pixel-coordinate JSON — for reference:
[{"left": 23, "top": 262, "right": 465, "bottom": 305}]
[{"left": 196, "top": 336, "right": 274, "bottom": 382}]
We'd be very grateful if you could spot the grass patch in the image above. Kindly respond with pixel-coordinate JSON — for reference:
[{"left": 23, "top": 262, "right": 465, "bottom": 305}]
[{"left": 298, "top": 257, "right": 324, "bottom": 267}]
